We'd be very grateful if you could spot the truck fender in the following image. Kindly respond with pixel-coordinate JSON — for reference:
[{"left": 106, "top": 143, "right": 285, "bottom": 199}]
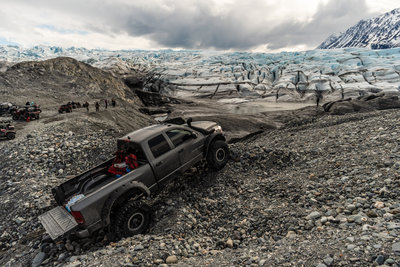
[
  {"left": 204, "top": 133, "right": 226, "bottom": 157},
  {"left": 101, "top": 181, "right": 150, "bottom": 226}
]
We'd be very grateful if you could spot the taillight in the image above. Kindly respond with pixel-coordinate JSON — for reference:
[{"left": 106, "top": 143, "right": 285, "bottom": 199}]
[{"left": 71, "top": 211, "right": 85, "bottom": 224}]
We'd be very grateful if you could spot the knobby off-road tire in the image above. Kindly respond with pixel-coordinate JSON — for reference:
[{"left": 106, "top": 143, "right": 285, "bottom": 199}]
[
  {"left": 113, "top": 200, "right": 150, "bottom": 239},
  {"left": 6, "top": 133, "right": 15, "bottom": 140},
  {"left": 207, "top": 140, "right": 229, "bottom": 170}
]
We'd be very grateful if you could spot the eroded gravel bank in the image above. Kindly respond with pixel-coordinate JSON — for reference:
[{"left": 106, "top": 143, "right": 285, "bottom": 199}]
[{"left": 1, "top": 109, "right": 400, "bottom": 267}]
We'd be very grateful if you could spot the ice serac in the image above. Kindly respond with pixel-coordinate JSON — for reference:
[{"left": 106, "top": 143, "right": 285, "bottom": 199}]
[
  {"left": 1, "top": 45, "right": 400, "bottom": 102},
  {"left": 318, "top": 8, "right": 400, "bottom": 49},
  {"left": 142, "top": 48, "right": 400, "bottom": 102}
]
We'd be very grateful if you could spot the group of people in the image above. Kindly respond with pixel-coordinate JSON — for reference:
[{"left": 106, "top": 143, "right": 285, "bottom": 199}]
[{"left": 84, "top": 98, "right": 117, "bottom": 112}]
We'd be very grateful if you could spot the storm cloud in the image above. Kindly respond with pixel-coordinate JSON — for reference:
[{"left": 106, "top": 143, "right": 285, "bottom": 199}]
[
  {"left": 0, "top": 0, "right": 396, "bottom": 51},
  {"left": 264, "top": 0, "right": 374, "bottom": 49}
]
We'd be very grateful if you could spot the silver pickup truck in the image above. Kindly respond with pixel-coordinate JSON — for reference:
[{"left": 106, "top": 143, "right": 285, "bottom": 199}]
[{"left": 39, "top": 118, "right": 229, "bottom": 240}]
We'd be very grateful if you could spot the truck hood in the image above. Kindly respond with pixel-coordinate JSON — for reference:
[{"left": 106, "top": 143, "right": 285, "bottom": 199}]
[{"left": 190, "top": 121, "right": 218, "bottom": 131}]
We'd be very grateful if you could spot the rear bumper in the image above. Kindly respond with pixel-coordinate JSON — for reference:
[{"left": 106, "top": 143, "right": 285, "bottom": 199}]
[{"left": 76, "top": 229, "right": 90, "bottom": 238}]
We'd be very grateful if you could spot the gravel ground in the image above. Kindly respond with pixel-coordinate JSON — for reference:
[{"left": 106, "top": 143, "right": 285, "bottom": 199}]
[{"left": 1, "top": 108, "right": 400, "bottom": 267}]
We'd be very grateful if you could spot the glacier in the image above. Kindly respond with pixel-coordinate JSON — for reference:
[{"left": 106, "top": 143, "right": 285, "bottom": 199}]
[{"left": 0, "top": 45, "right": 400, "bottom": 102}]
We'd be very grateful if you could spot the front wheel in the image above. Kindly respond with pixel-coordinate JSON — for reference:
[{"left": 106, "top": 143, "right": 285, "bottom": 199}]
[
  {"left": 113, "top": 200, "right": 150, "bottom": 239},
  {"left": 6, "top": 132, "right": 15, "bottom": 140},
  {"left": 207, "top": 140, "right": 229, "bottom": 170}
]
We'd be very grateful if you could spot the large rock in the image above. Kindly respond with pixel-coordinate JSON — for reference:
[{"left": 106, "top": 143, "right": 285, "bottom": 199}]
[
  {"left": 166, "top": 255, "right": 178, "bottom": 264},
  {"left": 323, "top": 94, "right": 400, "bottom": 115},
  {"left": 31, "top": 252, "right": 47, "bottom": 267}
]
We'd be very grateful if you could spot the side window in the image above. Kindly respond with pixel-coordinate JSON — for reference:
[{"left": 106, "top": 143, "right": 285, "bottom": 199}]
[
  {"left": 148, "top": 134, "right": 171, "bottom": 158},
  {"left": 166, "top": 129, "right": 193, "bottom": 147}
]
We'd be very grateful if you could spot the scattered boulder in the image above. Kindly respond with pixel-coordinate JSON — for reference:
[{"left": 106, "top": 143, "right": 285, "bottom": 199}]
[
  {"left": 323, "top": 93, "right": 400, "bottom": 115},
  {"left": 31, "top": 252, "right": 47, "bottom": 267},
  {"left": 166, "top": 255, "right": 178, "bottom": 264}
]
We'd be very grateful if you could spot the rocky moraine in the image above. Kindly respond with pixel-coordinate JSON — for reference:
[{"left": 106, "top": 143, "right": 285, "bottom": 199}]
[{"left": 1, "top": 107, "right": 400, "bottom": 266}]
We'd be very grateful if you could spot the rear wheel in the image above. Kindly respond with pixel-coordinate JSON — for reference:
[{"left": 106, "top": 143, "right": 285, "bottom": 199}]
[
  {"left": 206, "top": 140, "right": 229, "bottom": 170},
  {"left": 6, "top": 132, "right": 15, "bottom": 140},
  {"left": 113, "top": 200, "right": 150, "bottom": 239}
]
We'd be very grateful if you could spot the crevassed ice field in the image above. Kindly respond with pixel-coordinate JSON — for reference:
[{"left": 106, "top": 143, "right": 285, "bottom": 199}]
[{"left": 1, "top": 45, "right": 400, "bottom": 102}]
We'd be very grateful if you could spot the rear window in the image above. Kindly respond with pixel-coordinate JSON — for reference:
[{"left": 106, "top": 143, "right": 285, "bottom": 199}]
[
  {"left": 148, "top": 134, "right": 171, "bottom": 158},
  {"left": 117, "top": 140, "right": 147, "bottom": 162}
]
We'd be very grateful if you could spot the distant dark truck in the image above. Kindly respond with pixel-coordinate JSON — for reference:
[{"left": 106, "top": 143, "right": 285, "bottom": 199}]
[
  {"left": 58, "top": 104, "right": 72, "bottom": 113},
  {"left": 39, "top": 118, "right": 229, "bottom": 240}
]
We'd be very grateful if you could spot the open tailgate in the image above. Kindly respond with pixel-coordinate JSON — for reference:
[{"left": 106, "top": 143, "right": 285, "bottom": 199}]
[{"left": 39, "top": 206, "right": 78, "bottom": 240}]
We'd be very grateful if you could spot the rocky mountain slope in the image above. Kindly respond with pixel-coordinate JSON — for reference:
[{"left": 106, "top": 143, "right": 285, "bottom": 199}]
[
  {"left": 2, "top": 106, "right": 400, "bottom": 266},
  {"left": 318, "top": 8, "right": 400, "bottom": 49},
  {"left": 1, "top": 50, "right": 400, "bottom": 267},
  {"left": 0, "top": 57, "right": 140, "bottom": 106},
  {"left": 0, "top": 55, "right": 154, "bottom": 150}
]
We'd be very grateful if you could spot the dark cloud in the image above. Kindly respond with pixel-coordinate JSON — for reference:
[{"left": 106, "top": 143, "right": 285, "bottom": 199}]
[
  {"left": 264, "top": 0, "right": 376, "bottom": 49},
  {"left": 100, "top": 0, "right": 376, "bottom": 50},
  {"left": 112, "top": 0, "right": 275, "bottom": 50},
  {"left": 5, "top": 0, "right": 379, "bottom": 50}
]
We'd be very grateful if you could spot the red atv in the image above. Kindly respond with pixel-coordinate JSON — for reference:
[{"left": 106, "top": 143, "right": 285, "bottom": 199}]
[
  {"left": 12, "top": 105, "right": 41, "bottom": 121},
  {"left": 59, "top": 104, "right": 72, "bottom": 113},
  {"left": 0, "top": 124, "right": 16, "bottom": 140}
]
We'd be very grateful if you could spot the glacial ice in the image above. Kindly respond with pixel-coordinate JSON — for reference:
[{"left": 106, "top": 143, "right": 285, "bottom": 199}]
[{"left": 0, "top": 45, "right": 400, "bottom": 101}]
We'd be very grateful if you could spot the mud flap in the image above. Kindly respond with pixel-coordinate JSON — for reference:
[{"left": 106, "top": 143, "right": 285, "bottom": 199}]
[{"left": 39, "top": 206, "right": 78, "bottom": 240}]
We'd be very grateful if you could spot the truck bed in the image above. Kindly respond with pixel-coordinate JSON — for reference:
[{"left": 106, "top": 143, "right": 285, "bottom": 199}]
[
  {"left": 52, "top": 159, "right": 114, "bottom": 205},
  {"left": 52, "top": 158, "right": 149, "bottom": 206}
]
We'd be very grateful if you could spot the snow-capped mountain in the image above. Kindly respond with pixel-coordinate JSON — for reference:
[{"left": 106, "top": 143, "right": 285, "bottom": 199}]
[{"left": 318, "top": 8, "right": 400, "bottom": 49}]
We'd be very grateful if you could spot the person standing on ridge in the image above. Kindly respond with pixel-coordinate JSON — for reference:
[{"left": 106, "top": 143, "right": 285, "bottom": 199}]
[
  {"left": 95, "top": 102, "right": 100, "bottom": 112},
  {"left": 111, "top": 98, "right": 116, "bottom": 108},
  {"left": 104, "top": 99, "right": 108, "bottom": 109}
]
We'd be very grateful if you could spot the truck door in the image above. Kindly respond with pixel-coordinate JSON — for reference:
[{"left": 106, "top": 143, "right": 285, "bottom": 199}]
[
  {"left": 166, "top": 128, "right": 203, "bottom": 172},
  {"left": 148, "top": 134, "right": 179, "bottom": 185}
]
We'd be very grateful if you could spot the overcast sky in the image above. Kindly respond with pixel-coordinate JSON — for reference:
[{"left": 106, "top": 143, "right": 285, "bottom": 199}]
[{"left": 0, "top": 0, "right": 398, "bottom": 52}]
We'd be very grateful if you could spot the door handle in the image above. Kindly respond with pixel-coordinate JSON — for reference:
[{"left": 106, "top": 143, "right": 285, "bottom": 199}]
[{"left": 156, "top": 161, "right": 164, "bottom": 167}]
